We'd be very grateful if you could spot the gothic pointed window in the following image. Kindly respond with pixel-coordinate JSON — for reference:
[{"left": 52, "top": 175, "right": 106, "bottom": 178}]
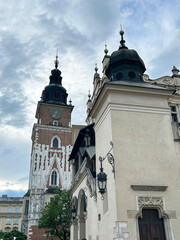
[
  {"left": 51, "top": 170, "right": 57, "bottom": 186},
  {"left": 51, "top": 136, "right": 61, "bottom": 148},
  {"left": 53, "top": 138, "right": 58, "bottom": 148}
]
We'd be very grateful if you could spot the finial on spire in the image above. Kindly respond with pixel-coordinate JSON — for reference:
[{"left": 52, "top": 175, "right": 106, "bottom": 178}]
[
  {"left": 54, "top": 48, "right": 59, "bottom": 69},
  {"left": 69, "top": 99, "right": 72, "bottom": 105},
  {"left": 119, "top": 25, "right": 127, "bottom": 49},
  {"left": 95, "top": 63, "right": 98, "bottom": 73},
  {"left": 88, "top": 90, "right": 91, "bottom": 100},
  {"left": 104, "top": 44, "right": 108, "bottom": 55}
]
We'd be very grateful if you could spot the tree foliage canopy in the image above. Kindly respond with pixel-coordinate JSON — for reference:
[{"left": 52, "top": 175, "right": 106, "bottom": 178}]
[
  {"left": 0, "top": 230, "right": 27, "bottom": 240},
  {"left": 38, "top": 189, "right": 71, "bottom": 240}
]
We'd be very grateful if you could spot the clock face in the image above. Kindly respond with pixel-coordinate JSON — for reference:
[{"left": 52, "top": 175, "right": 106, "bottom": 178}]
[{"left": 50, "top": 108, "right": 61, "bottom": 120}]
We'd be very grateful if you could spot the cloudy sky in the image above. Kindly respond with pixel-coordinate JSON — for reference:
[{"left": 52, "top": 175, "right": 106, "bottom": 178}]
[{"left": 0, "top": 0, "right": 180, "bottom": 197}]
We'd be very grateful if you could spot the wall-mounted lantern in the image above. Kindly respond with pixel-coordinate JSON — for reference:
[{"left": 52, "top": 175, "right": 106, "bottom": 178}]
[{"left": 97, "top": 141, "right": 115, "bottom": 199}]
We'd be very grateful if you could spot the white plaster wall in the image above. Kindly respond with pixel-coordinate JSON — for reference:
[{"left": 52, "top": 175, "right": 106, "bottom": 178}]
[
  {"left": 94, "top": 111, "right": 117, "bottom": 240},
  {"left": 71, "top": 175, "right": 99, "bottom": 240},
  {"left": 90, "top": 84, "right": 180, "bottom": 240}
]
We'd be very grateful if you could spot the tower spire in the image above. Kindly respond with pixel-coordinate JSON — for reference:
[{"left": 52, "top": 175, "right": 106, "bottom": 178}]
[
  {"left": 54, "top": 48, "right": 59, "bottom": 69},
  {"left": 95, "top": 63, "right": 98, "bottom": 73},
  {"left": 119, "top": 26, "right": 128, "bottom": 50}
]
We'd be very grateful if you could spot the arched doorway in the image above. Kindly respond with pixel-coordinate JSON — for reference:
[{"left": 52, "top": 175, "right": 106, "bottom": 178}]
[{"left": 138, "top": 209, "right": 166, "bottom": 240}]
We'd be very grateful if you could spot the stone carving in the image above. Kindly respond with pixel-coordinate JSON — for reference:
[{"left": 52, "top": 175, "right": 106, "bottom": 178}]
[
  {"left": 138, "top": 196, "right": 164, "bottom": 211},
  {"left": 137, "top": 196, "right": 167, "bottom": 219},
  {"left": 86, "top": 168, "right": 96, "bottom": 198}
]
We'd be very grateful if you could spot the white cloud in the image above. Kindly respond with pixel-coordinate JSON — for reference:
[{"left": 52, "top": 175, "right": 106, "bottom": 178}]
[{"left": 0, "top": 0, "right": 180, "bottom": 196}]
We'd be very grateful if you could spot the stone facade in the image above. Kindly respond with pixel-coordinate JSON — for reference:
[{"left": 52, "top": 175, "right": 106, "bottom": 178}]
[
  {"left": 0, "top": 195, "right": 23, "bottom": 233},
  {"left": 70, "top": 31, "right": 180, "bottom": 240}
]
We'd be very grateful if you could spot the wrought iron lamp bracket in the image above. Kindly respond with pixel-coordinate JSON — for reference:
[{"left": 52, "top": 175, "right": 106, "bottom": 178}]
[{"left": 99, "top": 141, "right": 115, "bottom": 178}]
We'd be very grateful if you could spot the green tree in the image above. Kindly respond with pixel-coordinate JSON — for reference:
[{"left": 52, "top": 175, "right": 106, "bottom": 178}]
[
  {"left": 0, "top": 231, "right": 5, "bottom": 239},
  {"left": 38, "top": 189, "right": 71, "bottom": 240},
  {"left": 3, "top": 230, "right": 27, "bottom": 240}
]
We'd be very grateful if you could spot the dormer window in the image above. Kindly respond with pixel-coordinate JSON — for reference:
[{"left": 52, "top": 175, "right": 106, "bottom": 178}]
[
  {"left": 116, "top": 72, "right": 123, "bottom": 80},
  {"left": 46, "top": 92, "right": 49, "bottom": 100},
  {"left": 55, "top": 91, "right": 59, "bottom": 99},
  {"left": 128, "top": 71, "right": 136, "bottom": 78}
]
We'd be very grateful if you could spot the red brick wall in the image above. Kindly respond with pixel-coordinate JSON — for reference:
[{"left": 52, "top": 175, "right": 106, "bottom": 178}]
[
  {"left": 29, "top": 226, "right": 60, "bottom": 240},
  {"left": 37, "top": 129, "right": 72, "bottom": 147},
  {"left": 38, "top": 103, "right": 72, "bottom": 127}
]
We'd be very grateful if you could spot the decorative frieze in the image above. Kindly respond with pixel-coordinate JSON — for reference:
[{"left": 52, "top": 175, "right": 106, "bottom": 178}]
[{"left": 138, "top": 196, "right": 164, "bottom": 211}]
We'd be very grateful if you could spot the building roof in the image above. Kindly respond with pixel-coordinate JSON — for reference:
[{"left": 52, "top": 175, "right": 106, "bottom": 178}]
[
  {"left": 69, "top": 123, "right": 95, "bottom": 160},
  {"left": 106, "top": 79, "right": 174, "bottom": 91},
  {"left": 0, "top": 195, "right": 23, "bottom": 202}
]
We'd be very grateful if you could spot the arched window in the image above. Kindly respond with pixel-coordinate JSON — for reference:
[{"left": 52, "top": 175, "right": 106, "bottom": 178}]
[
  {"left": 51, "top": 170, "right": 57, "bottom": 186},
  {"left": 51, "top": 136, "right": 61, "bottom": 148},
  {"left": 53, "top": 138, "right": 58, "bottom": 148}
]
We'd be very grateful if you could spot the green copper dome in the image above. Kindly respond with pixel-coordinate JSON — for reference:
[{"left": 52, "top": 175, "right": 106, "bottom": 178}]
[
  {"left": 108, "top": 48, "right": 146, "bottom": 73},
  {"left": 105, "top": 30, "right": 146, "bottom": 82},
  {"left": 41, "top": 56, "right": 68, "bottom": 105}
]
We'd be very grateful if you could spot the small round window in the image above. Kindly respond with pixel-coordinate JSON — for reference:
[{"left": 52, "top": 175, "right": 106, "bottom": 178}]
[
  {"left": 116, "top": 72, "right": 123, "bottom": 80},
  {"left": 128, "top": 71, "right": 136, "bottom": 78}
]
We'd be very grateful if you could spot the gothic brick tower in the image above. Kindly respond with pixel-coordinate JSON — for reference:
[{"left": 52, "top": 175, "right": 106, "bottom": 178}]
[{"left": 22, "top": 56, "right": 73, "bottom": 240}]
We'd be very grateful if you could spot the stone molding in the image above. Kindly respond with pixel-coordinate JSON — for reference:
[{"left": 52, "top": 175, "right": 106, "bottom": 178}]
[
  {"left": 131, "top": 185, "right": 168, "bottom": 191},
  {"left": 138, "top": 196, "right": 164, "bottom": 213},
  {"left": 135, "top": 196, "right": 175, "bottom": 240},
  {"left": 34, "top": 124, "right": 71, "bottom": 133}
]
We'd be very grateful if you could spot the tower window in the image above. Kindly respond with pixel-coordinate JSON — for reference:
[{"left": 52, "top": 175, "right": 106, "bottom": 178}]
[
  {"left": 51, "top": 170, "right": 57, "bottom": 186},
  {"left": 116, "top": 72, "right": 123, "bottom": 80},
  {"left": 55, "top": 91, "right": 59, "bottom": 99},
  {"left": 128, "top": 71, "right": 136, "bottom": 78},
  {"left": 8, "top": 208, "right": 12, "bottom": 213},
  {"left": 53, "top": 121, "right": 58, "bottom": 126},
  {"left": 51, "top": 136, "right": 61, "bottom": 148},
  {"left": 171, "top": 106, "right": 178, "bottom": 122},
  {"left": 53, "top": 138, "right": 58, "bottom": 148},
  {"left": 46, "top": 92, "right": 49, "bottom": 100}
]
